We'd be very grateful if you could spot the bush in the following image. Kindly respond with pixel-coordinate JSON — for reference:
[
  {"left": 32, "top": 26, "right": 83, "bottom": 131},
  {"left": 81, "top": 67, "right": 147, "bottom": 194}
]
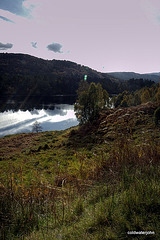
[{"left": 153, "top": 107, "right": 160, "bottom": 126}]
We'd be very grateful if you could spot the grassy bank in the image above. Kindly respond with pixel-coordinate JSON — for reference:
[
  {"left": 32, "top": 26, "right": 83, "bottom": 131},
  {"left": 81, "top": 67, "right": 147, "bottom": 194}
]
[{"left": 0, "top": 102, "right": 160, "bottom": 239}]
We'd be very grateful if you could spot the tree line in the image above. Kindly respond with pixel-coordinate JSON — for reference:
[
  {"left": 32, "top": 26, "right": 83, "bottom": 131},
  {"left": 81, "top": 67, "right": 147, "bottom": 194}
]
[
  {"left": 113, "top": 83, "right": 160, "bottom": 108},
  {"left": 74, "top": 80, "right": 160, "bottom": 126}
]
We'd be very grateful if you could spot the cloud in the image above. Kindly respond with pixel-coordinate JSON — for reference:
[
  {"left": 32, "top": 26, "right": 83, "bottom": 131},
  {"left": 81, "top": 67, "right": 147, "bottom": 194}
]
[
  {"left": 31, "top": 42, "right": 37, "bottom": 48},
  {"left": 157, "top": 15, "right": 160, "bottom": 21},
  {"left": 0, "top": 15, "right": 15, "bottom": 23},
  {"left": 141, "top": 0, "right": 160, "bottom": 25},
  {"left": 47, "top": 42, "right": 63, "bottom": 53},
  {"left": 0, "top": 42, "right": 13, "bottom": 50},
  {"left": 0, "top": 0, "right": 32, "bottom": 17}
]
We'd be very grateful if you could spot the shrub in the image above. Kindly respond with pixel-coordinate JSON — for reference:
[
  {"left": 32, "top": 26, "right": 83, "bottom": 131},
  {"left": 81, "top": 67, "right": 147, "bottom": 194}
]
[{"left": 153, "top": 107, "right": 160, "bottom": 126}]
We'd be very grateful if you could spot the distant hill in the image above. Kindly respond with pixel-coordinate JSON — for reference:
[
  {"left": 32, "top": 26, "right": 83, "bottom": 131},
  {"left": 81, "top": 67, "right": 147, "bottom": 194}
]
[
  {"left": 146, "top": 72, "right": 160, "bottom": 77},
  {"left": 0, "top": 53, "right": 119, "bottom": 97},
  {"left": 106, "top": 72, "right": 160, "bottom": 83},
  {"left": 0, "top": 53, "right": 155, "bottom": 102}
]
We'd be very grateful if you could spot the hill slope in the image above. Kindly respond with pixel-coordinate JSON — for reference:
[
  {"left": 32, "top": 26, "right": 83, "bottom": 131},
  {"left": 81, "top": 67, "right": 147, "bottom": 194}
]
[
  {"left": 0, "top": 53, "right": 118, "bottom": 97},
  {"left": 107, "top": 71, "right": 160, "bottom": 83},
  {"left": 0, "top": 53, "right": 155, "bottom": 102},
  {"left": 0, "top": 101, "right": 160, "bottom": 239}
]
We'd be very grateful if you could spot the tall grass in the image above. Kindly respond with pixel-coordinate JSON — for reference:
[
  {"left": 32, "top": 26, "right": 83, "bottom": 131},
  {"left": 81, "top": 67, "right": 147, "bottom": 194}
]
[{"left": 0, "top": 134, "right": 160, "bottom": 239}]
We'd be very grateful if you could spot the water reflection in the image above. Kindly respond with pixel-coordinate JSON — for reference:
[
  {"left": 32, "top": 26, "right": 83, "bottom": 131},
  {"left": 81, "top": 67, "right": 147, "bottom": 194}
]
[
  {"left": 0, "top": 95, "right": 77, "bottom": 112},
  {"left": 0, "top": 104, "right": 78, "bottom": 137}
]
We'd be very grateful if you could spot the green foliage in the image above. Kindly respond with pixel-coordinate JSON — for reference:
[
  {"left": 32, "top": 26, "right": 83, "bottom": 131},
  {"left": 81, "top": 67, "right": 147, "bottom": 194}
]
[
  {"left": 114, "top": 91, "right": 130, "bottom": 108},
  {"left": 0, "top": 53, "right": 156, "bottom": 111},
  {"left": 74, "top": 81, "right": 109, "bottom": 124},
  {"left": 120, "top": 95, "right": 129, "bottom": 107},
  {"left": 141, "top": 89, "right": 150, "bottom": 103},
  {"left": 114, "top": 84, "right": 159, "bottom": 108},
  {"left": 134, "top": 91, "right": 141, "bottom": 105},
  {"left": 153, "top": 107, "right": 160, "bottom": 126},
  {"left": 0, "top": 102, "right": 160, "bottom": 239},
  {"left": 156, "top": 86, "right": 160, "bottom": 103},
  {"left": 0, "top": 53, "right": 117, "bottom": 101}
]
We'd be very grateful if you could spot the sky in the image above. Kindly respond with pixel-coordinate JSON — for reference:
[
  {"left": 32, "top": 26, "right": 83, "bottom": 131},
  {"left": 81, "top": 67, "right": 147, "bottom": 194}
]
[{"left": 0, "top": 0, "right": 160, "bottom": 73}]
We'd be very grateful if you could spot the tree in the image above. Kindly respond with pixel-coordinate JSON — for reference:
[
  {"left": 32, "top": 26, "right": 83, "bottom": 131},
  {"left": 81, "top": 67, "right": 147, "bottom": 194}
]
[
  {"left": 141, "top": 89, "right": 150, "bottom": 103},
  {"left": 114, "top": 91, "right": 129, "bottom": 108},
  {"left": 134, "top": 92, "right": 141, "bottom": 106},
  {"left": 74, "top": 81, "right": 109, "bottom": 124},
  {"left": 32, "top": 121, "right": 42, "bottom": 133},
  {"left": 156, "top": 86, "right": 160, "bottom": 103},
  {"left": 120, "top": 95, "right": 128, "bottom": 107}
]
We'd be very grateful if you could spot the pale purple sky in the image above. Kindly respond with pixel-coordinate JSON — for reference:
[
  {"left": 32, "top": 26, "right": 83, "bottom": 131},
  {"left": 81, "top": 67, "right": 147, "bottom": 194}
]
[{"left": 0, "top": 0, "right": 160, "bottom": 73}]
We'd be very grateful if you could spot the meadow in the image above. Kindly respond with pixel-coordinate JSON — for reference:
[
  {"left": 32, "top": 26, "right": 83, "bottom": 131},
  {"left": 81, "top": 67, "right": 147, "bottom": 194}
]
[{"left": 0, "top": 102, "right": 160, "bottom": 239}]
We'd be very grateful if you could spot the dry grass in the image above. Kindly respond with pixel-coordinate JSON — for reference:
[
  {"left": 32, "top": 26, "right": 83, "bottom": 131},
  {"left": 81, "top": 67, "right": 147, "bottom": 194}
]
[{"left": 0, "top": 102, "right": 160, "bottom": 239}]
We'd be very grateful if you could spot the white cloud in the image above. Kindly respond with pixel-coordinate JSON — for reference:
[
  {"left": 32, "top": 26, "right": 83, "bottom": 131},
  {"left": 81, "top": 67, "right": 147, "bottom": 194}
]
[
  {"left": 140, "top": 0, "right": 160, "bottom": 25},
  {"left": 157, "top": 14, "right": 160, "bottom": 22}
]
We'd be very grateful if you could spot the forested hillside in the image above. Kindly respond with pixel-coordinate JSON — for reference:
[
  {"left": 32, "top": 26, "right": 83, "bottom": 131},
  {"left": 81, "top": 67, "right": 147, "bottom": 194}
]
[
  {"left": 107, "top": 71, "right": 160, "bottom": 83},
  {"left": 0, "top": 53, "right": 116, "bottom": 97},
  {"left": 0, "top": 53, "right": 155, "bottom": 100}
]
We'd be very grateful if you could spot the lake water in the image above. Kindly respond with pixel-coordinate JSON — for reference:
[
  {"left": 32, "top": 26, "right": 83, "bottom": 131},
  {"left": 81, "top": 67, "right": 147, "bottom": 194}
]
[{"left": 0, "top": 104, "right": 79, "bottom": 137}]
